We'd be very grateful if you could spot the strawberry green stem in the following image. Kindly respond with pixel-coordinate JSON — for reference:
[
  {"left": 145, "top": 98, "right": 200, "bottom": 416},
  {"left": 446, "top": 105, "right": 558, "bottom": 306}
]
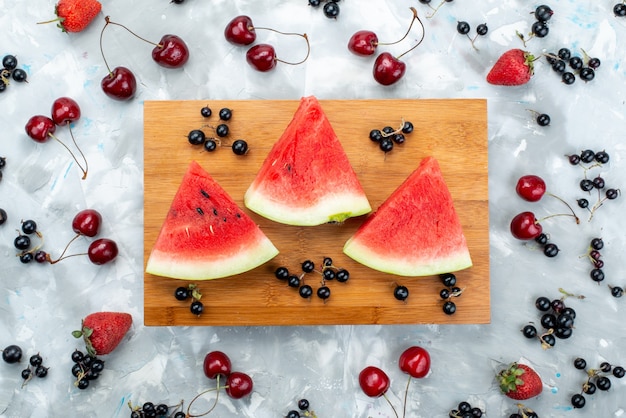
[{"left": 396, "top": 8, "right": 425, "bottom": 60}]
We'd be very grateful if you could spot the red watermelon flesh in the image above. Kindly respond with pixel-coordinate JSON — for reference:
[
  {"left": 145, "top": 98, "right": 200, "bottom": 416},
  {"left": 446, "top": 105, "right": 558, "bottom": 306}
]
[
  {"left": 146, "top": 161, "right": 278, "bottom": 280},
  {"left": 343, "top": 156, "right": 472, "bottom": 276},
  {"left": 244, "top": 96, "right": 371, "bottom": 226}
]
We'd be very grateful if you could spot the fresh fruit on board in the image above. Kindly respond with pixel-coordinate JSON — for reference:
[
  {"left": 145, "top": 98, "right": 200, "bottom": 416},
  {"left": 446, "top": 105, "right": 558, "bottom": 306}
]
[
  {"left": 486, "top": 49, "right": 535, "bottom": 86},
  {"left": 146, "top": 160, "right": 279, "bottom": 280},
  {"left": 38, "top": 0, "right": 102, "bottom": 33},
  {"left": 498, "top": 362, "right": 543, "bottom": 400},
  {"left": 343, "top": 156, "right": 472, "bottom": 276},
  {"left": 72, "top": 312, "right": 132, "bottom": 356},
  {"left": 244, "top": 95, "right": 371, "bottom": 226}
]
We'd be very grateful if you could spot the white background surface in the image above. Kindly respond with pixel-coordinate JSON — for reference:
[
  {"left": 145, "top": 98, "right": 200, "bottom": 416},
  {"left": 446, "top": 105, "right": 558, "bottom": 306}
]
[{"left": 1, "top": 0, "right": 626, "bottom": 417}]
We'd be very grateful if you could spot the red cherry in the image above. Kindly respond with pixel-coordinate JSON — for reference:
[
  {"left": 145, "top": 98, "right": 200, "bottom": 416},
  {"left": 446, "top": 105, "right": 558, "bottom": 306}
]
[
  {"left": 203, "top": 351, "right": 232, "bottom": 379},
  {"left": 152, "top": 34, "right": 190, "bottom": 68},
  {"left": 358, "top": 366, "right": 390, "bottom": 398},
  {"left": 373, "top": 52, "right": 406, "bottom": 86},
  {"left": 224, "top": 15, "right": 256, "bottom": 46},
  {"left": 25, "top": 115, "right": 56, "bottom": 143},
  {"left": 51, "top": 97, "right": 81, "bottom": 126},
  {"left": 246, "top": 44, "right": 277, "bottom": 72},
  {"left": 88, "top": 238, "right": 118, "bottom": 265},
  {"left": 72, "top": 209, "right": 102, "bottom": 237},
  {"left": 101, "top": 66, "right": 137, "bottom": 101},
  {"left": 510, "top": 211, "right": 543, "bottom": 240},
  {"left": 348, "top": 30, "right": 379, "bottom": 56},
  {"left": 398, "top": 346, "right": 430, "bottom": 378},
  {"left": 225, "top": 371, "right": 253, "bottom": 399},
  {"left": 516, "top": 175, "right": 547, "bottom": 202}
]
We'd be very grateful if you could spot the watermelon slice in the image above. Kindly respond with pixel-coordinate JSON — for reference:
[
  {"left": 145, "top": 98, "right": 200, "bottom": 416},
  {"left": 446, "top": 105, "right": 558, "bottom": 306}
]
[
  {"left": 244, "top": 96, "right": 371, "bottom": 226},
  {"left": 146, "top": 161, "right": 279, "bottom": 280},
  {"left": 343, "top": 156, "right": 472, "bottom": 276}
]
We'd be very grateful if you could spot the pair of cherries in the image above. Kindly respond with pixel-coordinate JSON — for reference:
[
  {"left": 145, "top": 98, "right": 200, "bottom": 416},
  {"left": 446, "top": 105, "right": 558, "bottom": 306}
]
[
  {"left": 359, "top": 346, "right": 430, "bottom": 417},
  {"left": 99, "top": 16, "right": 190, "bottom": 101},
  {"left": 25, "top": 97, "right": 88, "bottom": 179},
  {"left": 224, "top": 15, "right": 310, "bottom": 72},
  {"left": 348, "top": 7, "right": 425, "bottom": 86}
]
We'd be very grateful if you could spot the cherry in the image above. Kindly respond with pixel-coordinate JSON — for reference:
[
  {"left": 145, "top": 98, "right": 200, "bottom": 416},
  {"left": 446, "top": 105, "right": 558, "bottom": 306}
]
[
  {"left": 348, "top": 30, "right": 379, "bottom": 56},
  {"left": 25, "top": 115, "right": 56, "bottom": 143},
  {"left": 51, "top": 97, "right": 81, "bottom": 126},
  {"left": 224, "top": 15, "right": 256, "bottom": 46},
  {"left": 510, "top": 211, "right": 542, "bottom": 240},
  {"left": 225, "top": 371, "right": 253, "bottom": 399},
  {"left": 516, "top": 175, "right": 546, "bottom": 202},
  {"left": 151, "top": 34, "right": 190, "bottom": 68},
  {"left": 101, "top": 66, "right": 137, "bottom": 101},
  {"left": 358, "top": 366, "right": 390, "bottom": 397},
  {"left": 398, "top": 346, "right": 430, "bottom": 378},
  {"left": 88, "top": 238, "right": 119, "bottom": 265},
  {"left": 72, "top": 209, "right": 103, "bottom": 237},
  {"left": 372, "top": 8, "right": 425, "bottom": 86},
  {"left": 246, "top": 44, "right": 277, "bottom": 72},
  {"left": 203, "top": 351, "right": 232, "bottom": 379}
]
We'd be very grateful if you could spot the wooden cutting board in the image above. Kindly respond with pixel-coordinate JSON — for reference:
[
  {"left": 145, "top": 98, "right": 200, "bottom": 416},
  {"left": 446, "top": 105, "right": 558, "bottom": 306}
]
[{"left": 143, "top": 99, "right": 489, "bottom": 326}]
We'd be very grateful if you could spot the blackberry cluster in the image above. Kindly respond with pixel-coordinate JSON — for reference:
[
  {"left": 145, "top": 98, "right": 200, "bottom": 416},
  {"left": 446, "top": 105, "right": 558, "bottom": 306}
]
[
  {"left": 369, "top": 119, "right": 415, "bottom": 154},
  {"left": 439, "top": 273, "right": 464, "bottom": 315},
  {"left": 448, "top": 400, "right": 484, "bottom": 417},
  {"left": 128, "top": 401, "right": 185, "bottom": 418},
  {"left": 308, "top": 0, "right": 340, "bottom": 19},
  {"left": 509, "top": 403, "right": 539, "bottom": 418},
  {"left": 275, "top": 257, "right": 349, "bottom": 303},
  {"left": 546, "top": 48, "right": 600, "bottom": 84},
  {"left": 570, "top": 357, "right": 625, "bottom": 409},
  {"left": 286, "top": 398, "right": 317, "bottom": 418},
  {"left": 0, "top": 54, "right": 28, "bottom": 93},
  {"left": 70, "top": 349, "right": 105, "bottom": 390},
  {"left": 174, "top": 283, "right": 204, "bottom": 315},
  {"left": 521, "top": 291, "right": 582, "bottom": 349},
  {"left": 187, "top": 106, "right": 248, "bottom": 155},
  {"left": 455, "top": 21, "right": 488, "bottom": 50}
]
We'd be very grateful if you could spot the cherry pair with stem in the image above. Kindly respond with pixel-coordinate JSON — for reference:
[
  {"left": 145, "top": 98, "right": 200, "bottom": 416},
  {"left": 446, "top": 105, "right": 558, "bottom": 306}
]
[
  {"left": 359, "top": 346, "right": 430, "bottom": 418},
  {"left": 99, "top": 16, "right": 189, "bottom": 101},
  {"left": 25, "top": 97, "right": 88, "bottom": 180},
  {"left": 348, "top": 7, "right": 425, "bottom": 86},
  {"left": 225, "top": 16, "right": 310, "bottom": 72}
]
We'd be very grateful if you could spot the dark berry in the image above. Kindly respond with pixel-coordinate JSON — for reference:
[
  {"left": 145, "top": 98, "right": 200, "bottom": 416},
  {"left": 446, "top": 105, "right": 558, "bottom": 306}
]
[
  {"left": 392, "top": 133, "right": 405, "bottom": 144},
  {"left": 583, "top": 381, "right": 596, "bottom": 394},
  {"left": 218, "top": 108, "right": 232, "bottom": 121},
  {"left": 309, "top": 0, "right": 321, "bottom": 6},
  {"left": 606, "top": 188, "right": 620, "bottom": 200},
  {"left": 200, "top": 106, "right": 212, "bottom": 117},
  {"left": 590, "top": 268, "right": 605, "bottom": 282},
  {"left": 531, "top": 21, "right": 549, "bottom": 37},
  {"left": 77, "top": 378, "right": 89, "bottom": 389},
  {"left": 596, "top": 376, "right": 611, "bottom": 391},
  {"left": 298, "top": 399, "right": 310, "bottom": 410},
  {"left": 551, "top": 298, "right": 565, "bottom": 313},
  {"left": 190, "top": 300, "right": 204, "bottom": 315},
  {"left": 298, "top": 284, "right": 313, "bottom": 299},
  {"left": 592, "top": 176, "right": 605, "bottom": 189},
  {"left": 540, "top": 313, "right": 556, "bottom": 329},
  {"left": 20, "top": 252, "right": 34, "bottom": 264},
  {"left": 2, "top": 54, "right": 17, "bottom": 70},
  {"left": 440, "top": 273, "right": 457, "bottom": 287},
  {"left": 558, "top": 48, "right": 571, "bottom": 60},
  {"left": 568, "top": 154, "right": 581, "bottom": 165},
  {"left": 336, "top": 269, "right": 350, "bottom": 282},
  {"left": 610, "top": 286, "right": 624, "bottom": 298},
  {"left": 600, "top": 361, "right": 612, "bottom": 372},
  {"left": 317, "top": 286, "right": 331, "bottom": 300},
  {"left": 554, "top": 327, "right": 572, "bottom": 339},
  {"left": 615, "top": 3, "right": 626, "bottom": 16},
  {"left": 379, "top": 138, "right": 394, "bottom": 153},
  {"left": 574, "top": 357, "right": 587, "bottom": 369},
  {"left": 536, "top": 113, "right": 550, "bottom": 126},
  {"left": 0, "top": 208, "right": 7, "bottom": 225},
  {"left": 594, "top": 150, "right": 609, "bottom": 164},
  {"left": 34, "top": 365, "right": 48, "bottom": 378},
  {"left": 580, "top": 149, "right": 595, "bottom": 163},
  {"left": 29, "top": 354, "right": 43, "bottom": 367},
  {"left": 562, "top": 72, "right": 576, "bottom": 85},
  {"left": 458, "top": 401, "right": 471, "bottom": 413},
  {"left": 382, "top": 126, "right": 395, "bottom": 135},
  {"left": 287, "top": 275, "right": 301, "bottom": 288},
  {"left": 522, "top": 324, "right": 537, "bottom": 338},
  {"left": 401, "top": 121, "right": 414, "bottom": 134},
  {"left": 174, "top": 286, "right": 190, "bottom": 300},
  {"left": 21, "top": 368, "right": 32, "bottom": 380},
  {"left": 561, "top": 307, "right": 576, "bottom": 319},
  {"left": 571, "top": 393, "right": 586, "bottom": 409},
  {"left": 369, "top": 129, "right": 383, "bottom": 142},
  {"left": 301, "top": 260, "right": 315, "bottom": 273},
  {"left": 188, "top": 129, "right": 206, "bottom": 145},
  {"left": 588, "top": 57, "right": 601, "bottom": 69},
  {"left": 543, "top": 243, "right": 559, "bottom": 257},
  {"left": 577, "top": 198, "right": 589, "bottom": 209},
  {"left": 394, "top": 285, "right": 409, "bottom": 301},
  {"left": 535, "top": 296, "right": 551, "bottom": 311},
  {"left": 476, "top": 23, "right": 488, "bottom": 36},
  {"left": 612, "top": 366, "right": 625, "bottom": 378},
  {"left": 142, "top": 402, "right": 155, "bottom": 412},
  {"left": 11, "top": 68, "right": 27, "bottom": 82},
  {"left": 440, "top": 288, "right": 450, "bottom": 300},
  {"left": 174, "top": 412, "right": 186, "bottom": 418},
  {"left": 541, "top": 333, "right": 556, "bottom": 347},
  {"left": 275, "top": 266, "right": 289, "bottom": 280},
  {"left": 21, "top": 220, "right": 37, "bottom": 234},
  {"left": 579, "top": 67, "right": 595, "bottom": 81},
  {"left": 156, "top": 404, "right": 169, "bottom": 415},
  {"left": 91, "top": 359, "right": 105, "bottom": 373},
  {"left": 323, "top": 1, "right": 340, "bottom": 18},
  {"left": 569, "top": 56, "right": 583, "bottom": 70},
  {"left": 204, "top": 139, "right": 217, "bottom": 152},
  {"left": 14, "top": 234, "right": 31, "bottom": 250},
  {"left": 443, "top": 301, "right": 456, "bottom": 315},
  {"left": 535, "top": 233, "right": 548, "bottom": 245},
  {"left": 457, "top": 21, "right": 470, "bottom": 35},
  {"left": 322, "top": 269, "right": 336, "bottom": 281},
  {"left": 579, "top": 179, "right": 594, "bottom": 192},
  {"left": 286, "top": 411, "right": 300, "bottom": 418},
  {"left": 471, "top": 407, "right": 483, "bottom": 417},
  {"left": 71, "top": 350, "right": 84, "bottom": 363},
  {"left": 552, "top": 59, "right": 566, "bottom": 73},
  {"left": 535, "top": 4, "right": 553, "bottom": 21},
  {"left": 231, "top": 139, "right": 248, "bottom": 155},
  {"left": 215, "top": 124, "right": 229, "bottom": 137}
]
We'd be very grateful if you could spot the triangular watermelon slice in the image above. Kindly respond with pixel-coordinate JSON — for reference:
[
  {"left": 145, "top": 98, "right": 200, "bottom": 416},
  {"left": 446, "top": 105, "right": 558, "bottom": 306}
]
[
  {"left": 146, "top": 161, "right": 279, "bottom": 280},
  {"left": 244, "top": 96, "right": 371, "bottom": 226},
  {"left": 343, "top": 156, "right": 472, "bottom": 276}
]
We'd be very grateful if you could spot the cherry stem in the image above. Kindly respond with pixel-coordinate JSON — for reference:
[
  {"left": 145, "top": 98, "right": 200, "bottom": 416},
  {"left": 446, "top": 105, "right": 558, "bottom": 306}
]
[
  {"left": 104, "top": 16, "right": 160, "bottom": 47},
  {"left": 382, "top": 393, "right": 400, "bottom": 418},
  {"left": 47, "top": 233, "right": 82, "bottom": 264},
  {"left": 99, "top": 17, "right": 113, "bottom": 75},
  {"left": 48, "top": 130, "right": 88, "bottom": 180},
  {"left": 426, "top": 0, "right": 448, "bottom": 19},
  {"left": 378, "top": 8, "right": 421, "bottom": 47},
  {"left": 396, "top": 8, "right": 426, "bottom": 60},
  {"left": 402, "top": 375, "right": 412, "bottom": 418},
  {"left": 543, "top": 192, "right": 580, "bottom": 224},
  {"left": 186, "top": 375, "right": 222, "bottom": 418},
  {"left": 250, "top": 26, "right": 311, "bottom": 67}
]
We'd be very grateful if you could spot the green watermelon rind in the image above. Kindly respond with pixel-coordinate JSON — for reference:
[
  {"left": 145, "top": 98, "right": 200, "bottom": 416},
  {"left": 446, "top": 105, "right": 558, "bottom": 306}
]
[{"left": 342, "top": 156, "right": 473, "bottom": 277}]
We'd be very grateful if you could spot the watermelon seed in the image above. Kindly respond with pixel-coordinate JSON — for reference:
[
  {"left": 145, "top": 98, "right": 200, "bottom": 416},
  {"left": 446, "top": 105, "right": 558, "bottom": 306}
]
[
  {"left": 200, "top": 190, "right": 210, "bottom": 199},
  {"left": 196, "top": 208, "right": 204, "bottom": 215}
]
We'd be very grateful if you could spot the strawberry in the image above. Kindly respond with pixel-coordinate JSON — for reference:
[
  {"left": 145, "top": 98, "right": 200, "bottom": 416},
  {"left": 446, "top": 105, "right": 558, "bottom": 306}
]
[
  {"left": 51, "top": 0, "right": 102, "bottom": 33},
  {"left": 486, "top": 49, "right": 535, "bottom": 86},
  {"left": 498, "top": 362, "right": 543, "bottom": 400},
  {"left": 72, "top": 312, "right": 132, "bottom": 356}
]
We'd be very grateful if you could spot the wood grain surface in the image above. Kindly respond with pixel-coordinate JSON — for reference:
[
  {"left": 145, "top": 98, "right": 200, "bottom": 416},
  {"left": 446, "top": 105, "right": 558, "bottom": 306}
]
[{"left": 143, "top": 98, "right": 489, "bottom": 326}]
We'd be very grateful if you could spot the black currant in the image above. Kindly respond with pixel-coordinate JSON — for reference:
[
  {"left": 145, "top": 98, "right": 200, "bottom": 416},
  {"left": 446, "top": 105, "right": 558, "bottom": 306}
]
[
  {"left": 568, "top": 154, "right": 581, "bottom": 165},
  {"left": 204, "top": 139, "right": 217, "bottom": 152},
  {"left": 540, "top": 313, "right": 556, "bottom": 329},
  {"left": 200, "top": 106, "right": 212, "bottom": 117},
  {"left": 401, "top": 121, "right": 414, "bottom": 134},
  {"left": 369, "top": 129, "right": 383, "bottom": 143},
  {"left": 476, "top": 23, "right": 488, "bottom": 36},
  {"left": 11, "top": 68, "right": 27, "bottom": 82},
  {"left": 579, "top": 67, "right": 595, "bottom": 81},
  {"left": 536, "top": 113, "right": 550, "bottom": 126},
  {"left": 531, "top": 21, "right": 549, "bottom": 37},
  {"left": 600, "top": 361, "right": 612, "bottom": 372},
  {"left": 594, "top": 150, "right": 609, "bottom": 164},
  {"left": 286, "top": 411, "right": 300, "bottom": 418},
  {"left": 574, "top": 357, "right": 587, "bottom": 369},
  {"left": 458, "top": 401, "right": 471, "bottom": 413},
  {"left": 552, "top": 59, "right": 566, "bottom": 73},
  {"left": 21, "top": 368, "right": 32, "bottom": 380},
  {"left": 590, "top": 268, "right": 605, "bottom": 282},
  {"left": 308, "top": 0, "right": 321, "bottom": 6},
  {"left": 442, "top": 301, "right": 456, "bottom": 315},
  {"left": 190, "top": 300, "right": 204, "bottom": 315},
  {"left": 554, "top": 327, "right": 572, "bottom": 339},
  {"left": 188, "top": 129, "right": 206, "bottom": 145},
  {"left": 457, "top": 21, "right": 471, "bottom": 35},
  {"left": 299, "top": 284, "right": 313, "bottom": 299},
  {"left": 606, "top": 188, "right": 620, "bottom": 200},
  {"left": 558, "top": 48, "right": 571, "bottom": 60},
  {"left": 21, "top": 219, "right": 37, "bottom": 234},
  {"left": 215, "top": 124, "right": 229, "bottom": 137},
  {"left": 392, "top": 133, "right": 405, "bottom": 144},
  {"left": 610, "top": 285, "right": 624, "bottom": 298},
  {"left": 317, "top": 286, "right": 331, "bottom": 300},
  {"left": 562, "top": 72, "right": 576, "bottom": 85},
  {"left": 440, "top": 288, "right": 450, "bottom": 299},
  {"left": 571, "top": 393, "right": 586, "bottom": 409},
  {"left": 592, "top": 176, "right": 605, "bottom": 189},
  {"left": 588, "top": 57, "right": 601, "bottom": 69},
  {"left": 323, "top": 1, "right": 340, "bottom": 18},
  {"left": 14, "top": 234, "right": 31, "bottom": 250},
  {"left": 535, "top": 296, "right": 551, "bottom": 311},
  {"left": 301, "top": 260, "right": 315, "bottom": 273},
  {"left": 156, "top": 404, "right": 169, "bottom": 415},
  {"left": 2, "top": 54, "right": 17, "bottom": 70},
  {"left": 174, "top": 286, "right": 190, "bottom": 300},
  {"left": 613, "top": 366, "right": 625, "bottom": 378},
  {"left": 322, "top": 269, "right": 335, "bottom": 281},
  {"left": 34, "top": 365, "right": 48, "bottom": 378},
  {"left": 29, "top": 354, "right": 43, "bottom": 367},
  {"left": 2, "top": 345, "right": 23, "bottom": 363},
  {"left": 522, "top": 324, "right": 537, "bottom": 338},
  {"left": 579, "top": 179, "right": 594, "bottom": 192},
  {"left": 440, "top": 272, "right": 457, "bottom": 287},
  {"left": 580, "top": 149, "right": 595, "bottom": 163},
  {"left": 543, "top": 243, "right": 559, "bottom": 257},
  {"left": 535, "top": 233, "right": 548, "bottom": 245},
  {"left": 298, "top": 399, "right": 310, "bottom": 410},
  {"left": 20, "top": 252, "right": 34, "bottom": 264},
  {"left": 287, "top": 275, "right": 301, "bottom": 288},
  {"left": 231, "top": 139, "right": 248, "bottom": 155},
  {"left": 583, "top": 381, "right": 596, "bottom": 394},
  {"left": 394, "top": 285, "right": 409, "bottom": 301},
  {"left": 275, "top": 266, "right": 290, "bottom": 280},
  {"left": 541, "top": 333, "right": 556, "bottom": 347},
  {"left": 596, "top": 376, "right": 611, "bottom": 391},
  {"left": 336, "top": 269, "right": 349, "bottom": 282},
  {"left": 379, "top": 138, "right": 394, "bottom": 153},
  {"left": 569, "top": 56, "right": 583, "bottom": 70},
  {"left": 534, "top": 4, "right": 553, "bottom": 21},
  {"left": 577, "top": 198, "right": 589, "bottom": 209},
  {"left": 218, "top": 107, "right": 232, "bottom": 121},
  {"left": 71, "top": 350, "right": 84, "bottom": 363}
]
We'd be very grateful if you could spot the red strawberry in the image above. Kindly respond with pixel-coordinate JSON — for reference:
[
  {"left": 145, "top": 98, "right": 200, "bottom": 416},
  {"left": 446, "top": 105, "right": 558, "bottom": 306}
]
[
  {"left": 72, "top": 312, "right": 132, "bottom": 356},
  {"left": 45, "top": 0, "right": 102, "bottom": 33},
  {"left": 486, "top": 49, "right": 535, "bottom": 86},
  {"left": 498, "top": 362, "right": 543, "bottom": 400}
]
